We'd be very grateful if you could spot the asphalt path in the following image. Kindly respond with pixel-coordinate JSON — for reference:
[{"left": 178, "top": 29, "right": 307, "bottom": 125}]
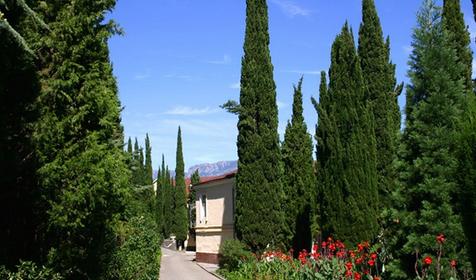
[{"left": 159, "top": 248, "right": 219, "bottom": 280}]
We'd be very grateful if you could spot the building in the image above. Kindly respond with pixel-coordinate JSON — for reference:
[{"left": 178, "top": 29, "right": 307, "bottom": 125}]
[{"left": 193, "top": 171, "right": 236, "bottom": 264}]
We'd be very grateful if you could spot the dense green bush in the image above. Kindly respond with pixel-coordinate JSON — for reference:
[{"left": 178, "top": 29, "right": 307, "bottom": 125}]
[
  {"left": 105, "top": 215, "right": 161, "bottom": 280},
  {"left": 219, "top": 239, "right": 255, "bottom": 271},
  {"left": 0, "top": 261, "right": 62, "bottom": 280}
]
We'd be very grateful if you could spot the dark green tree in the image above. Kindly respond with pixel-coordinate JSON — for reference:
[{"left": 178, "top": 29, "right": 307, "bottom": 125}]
[
  {"left": 144, "top": 133, "right": 153, "bottom": 185},
  {"left": 316, "top": 23, "right": 378, "bottom": 245},
  {"left": 358, "top": 0, "right": 401, "bottom": 210},
  {"left": 282, "top": 78, "right": 315, "bottom": 254},
  {"left": 126, "top": 137, "right": 132, "bottom": 155},
  {"left": 0, "top": 1, "right": 43, "bottom": 267},
  {"left": 457, "top": 95, "right": 476, "bottom": 273},
  {"left": 173, "top": 127, "right": 188, "bottom": 247},
  {"left": 191, "top": 169, "right": 201, "bottom": 186},
  {"left": 235, "top": 0, "right": 285, "bottom": 252},
  {"left": 388, "top": 1, "right": 471, "bottom": 278},
  {"left": 28, "top": 0, "right": 131, "bottom": 277},
  {"left": 442, "top": 0, "right": 472, "bottom": 92}
]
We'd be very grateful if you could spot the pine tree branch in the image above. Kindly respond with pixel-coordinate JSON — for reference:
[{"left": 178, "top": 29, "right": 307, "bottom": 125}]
[{"left": 0, "top": 19, "right": 35, "bottom": 56}]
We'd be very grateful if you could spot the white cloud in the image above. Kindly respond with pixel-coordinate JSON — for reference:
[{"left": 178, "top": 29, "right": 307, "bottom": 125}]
[
  {"left": 277, "top": 100, "right": 287, "bottom": 109},
  {"left": 283, "top": 70, "right": 321, "bottom": 75},
  {"left": 270, "top": 0, "right": 312, "bottom": 18},
  {"left": 403, "top": 45, "right": 412, "bottom": 54},
  {"left": 206, "top": 54, "right": 231, "bottom": 65},
  {"left": 164, "top": 106, "right": 220, "bottom": 116},
  {"left": 133, "top": 69, "right": 151, "bottom": 80},
  {"left": 229, "top": 82, "right": 240, "bottom": 89},
  {"left": 473, "top": 60, "right": 476, "bottom": 79},
  {"left": 163, "top": 73, "right": 199, "bottom": 82}
]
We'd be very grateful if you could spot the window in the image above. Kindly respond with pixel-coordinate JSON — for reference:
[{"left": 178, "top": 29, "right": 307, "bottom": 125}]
[{"left": 200, "top": 194, "right": 207, "bottom": 223}]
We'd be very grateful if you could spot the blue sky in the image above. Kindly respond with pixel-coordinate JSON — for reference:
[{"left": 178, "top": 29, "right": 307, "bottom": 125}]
[{"left": 108, "top": 0, "right": 476, "bottom": 170}]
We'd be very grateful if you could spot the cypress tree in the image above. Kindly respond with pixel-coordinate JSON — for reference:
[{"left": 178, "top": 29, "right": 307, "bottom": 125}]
[
  {"left": 282, "top": 78, "right": 315, "bottom": 254},
  {"left": 457, "top": 95, "right": 476, "bottom": 273},
  {"left": 389, "top": 1, "right": 471, "bottom": 277},
  {"left": 155, "top": 165, "right": 164, "bottom": 237},
  {"left": 127, "top": 137, "right": 133, "bottom": 155},
  {"left": 173, "top": 127, "right": 188, "bottom": 247},
  {"left": 145, "top": 133, "right": 153, "bottom": 185},
  {"left": 358, "top": 0, "right": 401, "bottom": 210},
  {"left": 235, "top": 0, "right": 285, "bottom": 252},
  {"left": 316, "top": 23, "right": 378, "bottom": 244},
  {"left": 30, "top": 0, "right": 130, "bottom": 277},
  {"left": 191, "top": 169, "right": 201, "bottom": 186},
  {"left": 442, "top": 0, "right": 473, "bottom": 92},
  {"left": 0, "top": 1, "right": 42, "bottom": 266},
  {"left": 139, "top": 146, "right": 145, "bottom": 184}
]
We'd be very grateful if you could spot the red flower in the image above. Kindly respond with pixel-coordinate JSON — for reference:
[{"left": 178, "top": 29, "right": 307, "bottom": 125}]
[
  {"left": 423, "top": 256, "right": 432, "bottom": 265},
  {"left": 436, "top": 234, "right": 446, "bottom": 244},
  {"left": 373, "top": 277, "right": 381, "bottom": 280},
  {"left": 345, "top": 262, "right": 353, "bottom": 271},
  {"left": 450, "top": 259, "right": 457, "bottom": 268},
  {"left": 312, "top": 244, "right": 318, "bottom": 253},
  {"left": 354, "top": 272, "right": 361, "bottom": 280},
  {"left": 321, "top": 241, "right": 327, "bottom": 249},
  {"left": 328, "top": 243, "right": 336, "bottom": 251},
  {"left": 370, "top": 253, "right": 378, "bottom": 260},
  {"left": 368, "top": 259, "right": 375, "bottom": 266},
  {"left": 357, "top": 243, "right": 364, "bottom": 252},
  {"left": 345, "top": 270, "right": 353, "bottom": 277},
  {"left": 349, "top": 250, "right": 356, "bottom": 258},
  {"left": 356, "top": 257, "right": 363, "bottom": 265}
]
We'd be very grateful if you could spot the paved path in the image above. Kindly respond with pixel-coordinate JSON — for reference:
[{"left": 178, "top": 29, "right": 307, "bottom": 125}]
[{"left": 159, "top": 248, "right": 219, "bottom": 280}]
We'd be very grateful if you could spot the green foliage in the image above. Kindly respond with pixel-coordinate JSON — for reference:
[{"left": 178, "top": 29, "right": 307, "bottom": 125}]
[
  {"left": 315, "top": 23, "right": 378, "bottom": 244},
  {"left": 172, "top": 127, "right": 188, "bottom": 242},
  {"left": 191, "top": 169, "right": 200, "bottom": 186},
  {"left": 219, "top": 239, "right": 254, "bottom": 271},
  {"left": 0, "top": 2, "right": 41, "bottom": 266},
  {"left": 0, "top": 261, "right": 63, "bottom": 280},
  {"left": 358, "top": 0, "right": 401, "bottom": 210},
  {"left": 282, "top": 78, "right": 315, "bottom": 253},
  {"left": 144, "top": 134, "right": 153, "bottom": 185},
  {"left": 389, "top": 1, "right": 472, "bottom": 278},
  {"left": 442, "top": 0, "right": 473, "bottom": 92},
  {"left": 457, "top": 94, "right": 476, "bottom": 273},
  {"left": 106, "top": 215, "right": 161, "bottom": 280},
  {"left": 235, "top": 0, "right": 286, "bottom": 252}
]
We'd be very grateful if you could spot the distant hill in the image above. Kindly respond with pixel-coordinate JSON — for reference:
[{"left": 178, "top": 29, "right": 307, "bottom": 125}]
[{"left": 186, "top": 160, "right": 237, "bottom": 177}]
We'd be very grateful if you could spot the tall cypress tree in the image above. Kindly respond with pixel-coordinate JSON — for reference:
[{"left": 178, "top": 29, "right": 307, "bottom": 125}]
[
  {"left": 442, "top": 0, "right": 473, "bottom": 92},
  {"left": 358, "top": 0, "right": 401, "bottom": 210},
  {"left": 173, "top": 127, "right": 188, "bottom": 247},
  {"left": 389, "top": 1, "right": 471, "bottom": 277},
  {"left": 145, "top": 133, "right": 153, "bottom": 185},
  {"left": 316, "top": 23, "right": 378, "bottom": 244},
  {"left": 30, "top": 0, "right": 130, "bottom": 277},
  {"left": 282, "top": 78, "right": 315, "bottom": 254},
  {"left": 235, "top": 0, "right": 285, "bottom": 252},
  {"left": 127, "top": 137, "right": 133, "bottom": 155},
  {"left": 0, "top": 1, "right": 43, "bottom": 267},
  {"left": 457, "top": 94, "right": 476, "bottom": 273}
]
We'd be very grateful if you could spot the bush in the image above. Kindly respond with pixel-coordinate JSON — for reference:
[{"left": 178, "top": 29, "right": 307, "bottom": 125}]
[
  {"left": 219, "top": 239, "right": 255, "bottom": 271},
  {"left": 0, "top": 261, "right": 63, "bottom": 280},
  {"left": 105, "top": 215, "right": 161, "bottom": 280}
]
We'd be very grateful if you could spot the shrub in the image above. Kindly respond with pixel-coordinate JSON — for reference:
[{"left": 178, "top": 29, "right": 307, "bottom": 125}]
[
  {"left": 219, "top": 239, "right": 255, "bottom": 271},
  {"left": 105, "top": 215, "right": 161, "bottom": 280},
  {"left": 0, "top": 261, "right": 63, "bottom": 280}
]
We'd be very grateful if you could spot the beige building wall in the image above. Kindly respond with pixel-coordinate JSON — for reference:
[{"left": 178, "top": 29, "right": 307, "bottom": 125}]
[{"left": 195, "top": 177, "right": 235, "bottom": 256}]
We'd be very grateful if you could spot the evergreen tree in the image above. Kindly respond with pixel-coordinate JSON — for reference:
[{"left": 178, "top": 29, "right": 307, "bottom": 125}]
[
  {"left": 127, "top": 137, "right": 133, "bottom": 155},
  {"left": 145, "top": 133, "right": 153, "bottom": 185},
  {"left": 442, "top": 0, "right": 473, "bottom": 92},
  {"left": 358, "top": 0, "right": 401, "bottom": 210},
  {"left": 173, "top": 127, "right": 188, "bottom": 246},
  {"left": 457, "top": 95, "right": 476, "bottom": 273},
  {"left": 316, "top": 23, "right": 378, "bottom": 244},
  {"left": 155, "top": 165, "right": 164, "bottom": 236},
  {"left": 191, "top": 169, "right": 201, "bottom": 186},
  {"left": 235, "top": 0, "right": 285, "bottom": 252},
  {"left": 139, "top": 146, "right": 145, "bottom": 184},
  {"left": 29, "top": 0, "right": 130, "bottom": 277},
  {"left": 389, "top": 1, "right": 471, "bottom": 277},
  {"left": 282, "top": 78, "right": 315, "bottom": 254},
  {"left": 0, "top": 1, "right": 42, "bottom": 267}
]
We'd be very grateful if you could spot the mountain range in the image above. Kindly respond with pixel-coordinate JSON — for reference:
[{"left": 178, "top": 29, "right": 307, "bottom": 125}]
[{"left": 186, "top": 160, "right": 237, "bottom": 177}]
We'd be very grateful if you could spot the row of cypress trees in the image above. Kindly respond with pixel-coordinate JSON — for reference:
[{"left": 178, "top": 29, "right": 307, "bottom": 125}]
[{"left": 233, "top": 0, "right": 476, "bottom": 278}]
